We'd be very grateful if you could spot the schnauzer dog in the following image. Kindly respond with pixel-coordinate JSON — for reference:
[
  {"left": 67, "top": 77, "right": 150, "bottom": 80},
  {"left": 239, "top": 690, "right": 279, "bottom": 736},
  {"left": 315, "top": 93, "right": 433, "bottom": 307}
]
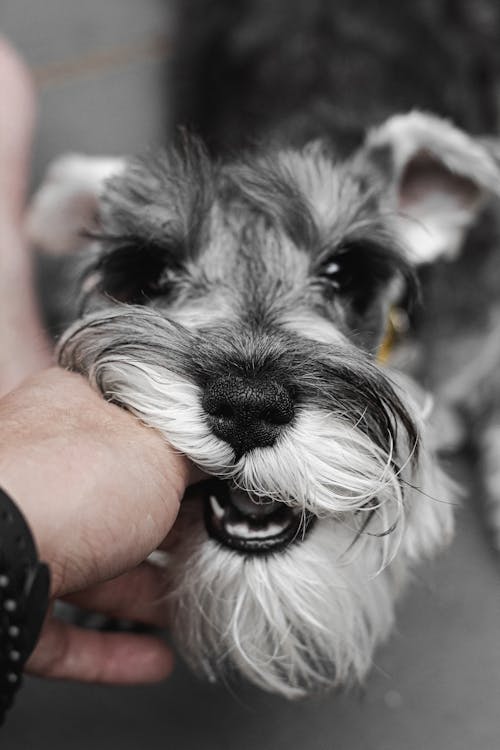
[{"left": 27, "top": 0, "right": 500, "bottom": 698}]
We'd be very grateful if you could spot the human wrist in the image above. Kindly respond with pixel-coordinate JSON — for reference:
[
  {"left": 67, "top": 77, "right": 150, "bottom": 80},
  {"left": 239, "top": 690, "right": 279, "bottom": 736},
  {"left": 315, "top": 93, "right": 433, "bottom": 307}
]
[{"left": 0, "top": 486, "right": 50, "bottom": 724}]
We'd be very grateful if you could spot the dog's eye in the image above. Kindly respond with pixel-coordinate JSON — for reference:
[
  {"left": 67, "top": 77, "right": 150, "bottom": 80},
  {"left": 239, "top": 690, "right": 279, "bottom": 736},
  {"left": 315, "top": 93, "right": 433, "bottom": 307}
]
[
  {"left": 321, "top": 257, "right": 354, "bottom": 292},
  {"left": 320, "top": 246, "right": 363, "bottom": 294},
  {"left": 138, "top": 276, "right": 172, "bottom": 299},
  {"left": 92, "top": 239, "right": 176, "bottom": 304},
  {"left": 319, "top": 239, "right": 405, "bottom": 313}
]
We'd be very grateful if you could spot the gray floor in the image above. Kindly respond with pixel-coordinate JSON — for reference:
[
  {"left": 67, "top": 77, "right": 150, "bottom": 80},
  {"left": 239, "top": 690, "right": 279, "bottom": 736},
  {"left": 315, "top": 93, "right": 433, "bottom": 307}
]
[{"left": 3, "top": 3, "right": 500, "bottom": 748}]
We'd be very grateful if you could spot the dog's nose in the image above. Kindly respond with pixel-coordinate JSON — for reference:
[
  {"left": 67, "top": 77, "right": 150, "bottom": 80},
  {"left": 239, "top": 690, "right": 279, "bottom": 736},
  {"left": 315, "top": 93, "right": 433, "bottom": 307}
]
[{"left": 203, "top": 375, "right": 295, "bottom": 453}]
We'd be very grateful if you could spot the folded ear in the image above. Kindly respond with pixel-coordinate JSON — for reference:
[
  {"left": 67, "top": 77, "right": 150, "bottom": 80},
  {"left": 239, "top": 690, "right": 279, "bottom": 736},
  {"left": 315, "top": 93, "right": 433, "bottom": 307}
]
[
  {"left": 26, "top": 154, "right": 126, "bottom": 254},
  {"left": 364, "top": 112, "right": 500, "bottom": 265}
]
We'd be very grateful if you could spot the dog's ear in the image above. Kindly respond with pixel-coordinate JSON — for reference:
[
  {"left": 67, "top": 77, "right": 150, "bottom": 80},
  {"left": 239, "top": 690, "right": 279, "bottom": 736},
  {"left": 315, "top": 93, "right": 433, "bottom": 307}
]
[
  {"left": 26, "top": 155, "right": 126, "bottom": 254},
  {"left": 363, "top": 112, "right": 500, "bottom": 265}
]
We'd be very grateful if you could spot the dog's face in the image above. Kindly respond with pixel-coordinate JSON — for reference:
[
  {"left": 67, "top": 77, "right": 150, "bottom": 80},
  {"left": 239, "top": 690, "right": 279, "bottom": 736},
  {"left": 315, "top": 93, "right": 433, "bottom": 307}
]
[{"left": 54, "top": 113, "right": 500, "bottom": 697}]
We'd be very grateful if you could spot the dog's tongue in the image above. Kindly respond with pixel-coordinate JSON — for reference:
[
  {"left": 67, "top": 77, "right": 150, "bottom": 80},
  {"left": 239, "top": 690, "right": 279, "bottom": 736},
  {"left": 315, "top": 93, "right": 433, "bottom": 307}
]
[{"left": 230, "top": 488, "right": 281, "bottom": 518}]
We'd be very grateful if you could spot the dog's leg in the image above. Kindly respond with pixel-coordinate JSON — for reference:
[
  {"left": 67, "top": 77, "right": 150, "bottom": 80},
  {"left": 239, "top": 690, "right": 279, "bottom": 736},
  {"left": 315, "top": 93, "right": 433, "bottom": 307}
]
[
  {"left": 26, "top": 154, "right": 125, "bottom": 255},
  {"left": 478, "top": 417, "right": 500, "bottom": 550}
]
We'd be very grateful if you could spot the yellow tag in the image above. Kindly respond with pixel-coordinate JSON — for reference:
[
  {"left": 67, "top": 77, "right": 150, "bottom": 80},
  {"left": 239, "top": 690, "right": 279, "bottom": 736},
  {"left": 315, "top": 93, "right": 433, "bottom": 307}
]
[{"left": 377, "top": 308, "right": 408, "bottom": 364}]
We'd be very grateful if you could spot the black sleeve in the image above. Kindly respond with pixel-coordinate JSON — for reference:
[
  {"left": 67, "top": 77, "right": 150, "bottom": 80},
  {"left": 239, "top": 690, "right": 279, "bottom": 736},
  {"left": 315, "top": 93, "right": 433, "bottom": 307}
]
[{"left": 0, "top": 487, "right": 50, "bottom": 726}]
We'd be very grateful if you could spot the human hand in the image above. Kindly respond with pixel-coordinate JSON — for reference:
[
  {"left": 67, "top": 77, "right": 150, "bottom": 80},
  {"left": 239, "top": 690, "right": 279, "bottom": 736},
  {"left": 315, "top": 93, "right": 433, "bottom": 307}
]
[{"left": 0, "top": 367, "right": 197, "bottom": 684}]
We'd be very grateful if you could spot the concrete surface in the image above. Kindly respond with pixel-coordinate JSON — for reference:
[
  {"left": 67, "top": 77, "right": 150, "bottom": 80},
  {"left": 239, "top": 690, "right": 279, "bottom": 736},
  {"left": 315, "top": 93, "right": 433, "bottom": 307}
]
[{"left": 2, "top": 2, "right": 500, "bottom": 748}]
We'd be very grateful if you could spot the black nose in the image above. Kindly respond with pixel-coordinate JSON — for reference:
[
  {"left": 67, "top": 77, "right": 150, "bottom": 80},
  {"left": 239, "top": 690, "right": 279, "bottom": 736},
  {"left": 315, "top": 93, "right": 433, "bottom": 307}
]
[{"left": 202, "top": 375, "right": 295, "bottom": 454}]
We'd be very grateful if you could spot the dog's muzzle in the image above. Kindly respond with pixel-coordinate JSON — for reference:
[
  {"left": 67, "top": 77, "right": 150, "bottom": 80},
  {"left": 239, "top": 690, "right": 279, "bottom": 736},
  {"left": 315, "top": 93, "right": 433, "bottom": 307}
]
[{"left": 203, "top": 479, "right": 315, "bottom": 554}]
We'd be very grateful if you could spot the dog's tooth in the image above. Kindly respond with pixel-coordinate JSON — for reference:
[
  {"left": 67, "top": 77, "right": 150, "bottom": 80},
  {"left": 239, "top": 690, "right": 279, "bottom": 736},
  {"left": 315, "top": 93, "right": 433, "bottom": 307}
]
[
  {"left": 248, "top": 522, "right": 287, "bottom": 538},
  {"left": 224, "top": 518, "right": 290, "bottom": 540},
  {"left": 209, "top": 494, "right": 225, "bottom": 519},
  {"left": 225, "top": 521, "right": 252, "bottom": 538}
]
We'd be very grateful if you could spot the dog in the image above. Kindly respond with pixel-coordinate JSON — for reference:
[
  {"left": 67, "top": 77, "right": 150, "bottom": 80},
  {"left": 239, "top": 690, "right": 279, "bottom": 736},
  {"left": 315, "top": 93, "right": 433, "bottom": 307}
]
[{"left": 26, "top": 0, "right": 500, "bottom": 698}]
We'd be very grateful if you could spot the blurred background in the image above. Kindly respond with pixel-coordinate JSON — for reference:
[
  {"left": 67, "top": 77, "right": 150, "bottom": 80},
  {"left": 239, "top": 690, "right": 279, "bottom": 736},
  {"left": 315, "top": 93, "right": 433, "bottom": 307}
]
[{"left": 2, "top": 1, "right": 500, "bottom": 747}]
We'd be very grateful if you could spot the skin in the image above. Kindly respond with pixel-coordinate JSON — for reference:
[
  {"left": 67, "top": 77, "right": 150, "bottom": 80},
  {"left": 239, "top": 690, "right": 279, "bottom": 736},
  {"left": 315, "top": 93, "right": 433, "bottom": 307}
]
[
  {"left": 0, "top": 37, "right": 51, "bottom": 395},
  {"left": 0, "top": 38, "right": 198, "bottom": 685}
]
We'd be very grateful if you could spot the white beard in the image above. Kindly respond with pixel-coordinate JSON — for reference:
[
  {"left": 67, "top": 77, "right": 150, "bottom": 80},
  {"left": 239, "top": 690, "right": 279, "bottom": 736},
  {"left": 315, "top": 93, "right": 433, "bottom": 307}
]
[{"left": 164, "top": 507, "right": 403, "bottom": 698}]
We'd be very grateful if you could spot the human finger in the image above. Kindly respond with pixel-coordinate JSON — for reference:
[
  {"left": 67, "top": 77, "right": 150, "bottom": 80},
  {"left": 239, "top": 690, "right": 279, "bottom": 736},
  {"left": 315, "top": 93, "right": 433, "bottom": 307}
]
[
  {"left": 64, "top": 563, "right": 169, "bottom": 628},
  {"left": 26, "top": 615, "right": 173, "bottom": 684}
]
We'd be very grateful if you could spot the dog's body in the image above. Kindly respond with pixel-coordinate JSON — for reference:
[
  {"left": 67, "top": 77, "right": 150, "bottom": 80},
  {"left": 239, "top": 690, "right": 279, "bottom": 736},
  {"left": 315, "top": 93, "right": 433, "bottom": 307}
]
[
  {"left": 173, "top": 0, "right": 500, "bottom": 155},
  {"left": 28, "top": 1, "right": 500, "bottom": 697}
]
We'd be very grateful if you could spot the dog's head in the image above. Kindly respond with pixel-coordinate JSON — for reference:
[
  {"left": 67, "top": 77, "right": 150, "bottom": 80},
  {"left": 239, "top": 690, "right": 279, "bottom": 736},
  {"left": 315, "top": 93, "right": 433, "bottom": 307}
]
[{"left": 54, "top": 112, "right": 500, "bottom": 697}]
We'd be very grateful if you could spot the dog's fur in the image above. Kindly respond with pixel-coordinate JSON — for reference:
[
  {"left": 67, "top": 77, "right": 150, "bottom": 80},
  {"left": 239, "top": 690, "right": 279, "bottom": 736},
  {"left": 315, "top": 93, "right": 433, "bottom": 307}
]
[{"left": 27, "top": 0, "right": 500, "bottom": 697}]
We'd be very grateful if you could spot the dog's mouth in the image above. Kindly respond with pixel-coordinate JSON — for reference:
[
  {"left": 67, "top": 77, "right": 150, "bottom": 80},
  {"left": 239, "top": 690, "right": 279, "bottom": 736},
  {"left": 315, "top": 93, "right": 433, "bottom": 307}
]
[{"left": 203, "top": 479, "right": 314, "bottom": 554}]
